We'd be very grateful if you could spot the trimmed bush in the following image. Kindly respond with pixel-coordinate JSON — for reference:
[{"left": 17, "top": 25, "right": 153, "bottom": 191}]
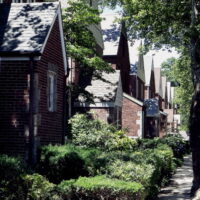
[
  {"left": 37, "top": 144, "right": 89, "bottom": 184},
  {"left": 58, "top": 176, "right": 146, "bottom": 200},
  {"left": 106, "top": 144, "right": 175, "bottom": 199}
]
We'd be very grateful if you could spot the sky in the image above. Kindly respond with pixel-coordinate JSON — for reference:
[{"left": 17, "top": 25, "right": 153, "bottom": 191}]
[
  {"left": 147, "top": 48, "right": 180, "bottom": 68},
  {"left": 102, "top": 7, "right": 180, "bottom": 68}
]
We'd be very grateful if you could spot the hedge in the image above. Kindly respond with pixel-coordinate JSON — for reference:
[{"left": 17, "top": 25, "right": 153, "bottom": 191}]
[
  {"left": 58, "top": 176, "right": 146, "bottom": 200},
  {"left": 36, "top": 144, "right": 110, "bottom": 183}
]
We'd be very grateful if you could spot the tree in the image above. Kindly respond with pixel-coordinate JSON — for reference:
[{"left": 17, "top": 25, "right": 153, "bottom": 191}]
[
  {"left": 62, "top": 0, "right": 113, "bottom": 102},
  {"left": 161, "top": 56, "right": 194, "bottom": 131},
  {"left": 174, "top": 53, "right": 194, "bottom": 131},
  {"left": 161, "top": 57, "right": 176, "bottom": 82},
  {"left": 101, "top": 0, "right": 200, "bottom": 195}
]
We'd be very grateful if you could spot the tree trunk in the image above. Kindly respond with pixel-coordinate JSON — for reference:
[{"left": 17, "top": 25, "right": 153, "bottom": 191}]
[{"left": 189, "top": 0, "right": 200, "bottom": 196}]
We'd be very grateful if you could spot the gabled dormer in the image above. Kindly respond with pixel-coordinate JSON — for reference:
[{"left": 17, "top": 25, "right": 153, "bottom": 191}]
[
  {"left": 154, "top": 67, "right": 163, "bottom": 109},
  {"left": 144, "top": 55, "right": 155, "bottom": 99},
  {"left": 129, "top": 41, "right": 145, "bottom": 101},
  {"left": 101, "top": 11, "right": 130, "bottom": 94}
]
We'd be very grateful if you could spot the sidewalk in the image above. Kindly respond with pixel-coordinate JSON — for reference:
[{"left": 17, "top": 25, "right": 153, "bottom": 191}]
[{"left": 157, "top": 154, "right": 193, "bottom": 200}]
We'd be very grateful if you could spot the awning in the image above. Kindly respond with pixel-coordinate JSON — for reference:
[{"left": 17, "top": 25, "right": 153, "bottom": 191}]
[{"left": 144, "top": 98, "right": 159, "bottom": 118}]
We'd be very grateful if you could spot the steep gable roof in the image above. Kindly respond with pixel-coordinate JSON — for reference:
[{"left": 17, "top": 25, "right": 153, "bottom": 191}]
[
  {"left": 101, "top": 12, "right": 121, "bottom": 56},
  {"left": 154, "top": 67, "right": 162, "bottom": 97},
  {"left": 162, "top": 76, "right": 167, "bottom": 99},
  {"left": 167, "top": 82, "right": 172, "bottom": 104},
  {"left": 144, "top": 55, "right": 154, "bottom": 86},
  {"left": 0, "top": 2, "right": 59, "bottom": 54},
  {"left": 129, "top": 41, "right": 145, "bottom": 83}
]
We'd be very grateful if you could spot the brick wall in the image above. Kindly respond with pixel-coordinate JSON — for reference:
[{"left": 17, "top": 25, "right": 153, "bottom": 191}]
[
  {"left": 0, "top": 17, "right": 65, "bottom": 158},
  {"left": 129, "top": 75, "right": 145, "bottom": 101},
  {"left": 36, "top": 17, "right": 65, "bottom": 146},
  {"left": 0, "top": 60, "right": 29, "bottom": 157},
  {"left": 122, "top": 96, "right": 143, "bottom": 137}
]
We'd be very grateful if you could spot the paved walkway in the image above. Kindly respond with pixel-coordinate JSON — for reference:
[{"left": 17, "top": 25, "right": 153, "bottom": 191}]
[{"left": 157, "top": 154, "right": 193, "bottom": 200}]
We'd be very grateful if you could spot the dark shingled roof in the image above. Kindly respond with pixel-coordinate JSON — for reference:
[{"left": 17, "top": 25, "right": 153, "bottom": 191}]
[
  {"left": 78, "top": 70, "right": 121, "bottom": 103},
  {"left": 0, "top": 2, "right": 59, "bottom": 54}
]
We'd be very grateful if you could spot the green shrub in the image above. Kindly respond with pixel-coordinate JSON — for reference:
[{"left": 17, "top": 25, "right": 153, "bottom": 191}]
[
  {"left": 0, "top": 154, "right": 25, "bottom": 183},
  {"left": 107, "top": 159, "right": 155, "bottom": 187},
  {"left": 22, "top": 174, "right": 62, "bottom": 200},
  {"left": 137, "top": 134, "right": 190, "bottom": 162},
  {"left": 161, "top": 134, "right": 190, "bottom": 160},
  {"left": 37, "top": 144, "right": 89, "bottom": 184},
  {"left": 105, "top": 145, "right": 175, "bottom": 199},
  {"left": 69, "top": 113, "right": 137, "bottom": 151},
  {"left": 0, "top": 154, "right": 27, "bottom": 200},
  {"left": 58, "top": 176, "right": 146, "bottom": 200}
]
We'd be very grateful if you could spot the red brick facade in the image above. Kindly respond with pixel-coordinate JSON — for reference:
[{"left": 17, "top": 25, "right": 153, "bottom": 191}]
[
  {"left": 122, "top": 95, "right": 144, "bottom": 137},
  {"left": 0, "top": 60, "right": 29, "bottom": 156},
  {"left": 0, "top": 17, "right": 65, "bottom": 159},
  {"left": 36, "top": 18, "right": 65, "bottom": 146},
  {"left": 129, "top": 75, "right": 144, "bottom": 101}
]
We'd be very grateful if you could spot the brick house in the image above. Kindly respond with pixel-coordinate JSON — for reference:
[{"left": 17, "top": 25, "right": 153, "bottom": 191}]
[
  {"left": 160, "top": 76, "right": 168, "bottom": 136},
  {"left": 143, "top": 55, "right": 160, "bottom": 138},
  {"left": 129, "top": 42, "right": 145, "bottom": 101},
  {"left": 101, "top": 12, "right": 145, "bottom": 137},
  {"left": 164, "top": 81, "right": 178, "bottom": 132},
  {"left": 154, "top": 67, "right": 168, "bottom": 137},
  {"left": 74, "top": 70, "right": 123, "bottom": 127},
  {"left": 62, "top": 0, "right": 105, "bottom": 118},
  {"left": 122, "top": 93, "right": 144, "bottom": 138},
  {"left": 0, "top": 2, "right": 67, "bottom": 163}
]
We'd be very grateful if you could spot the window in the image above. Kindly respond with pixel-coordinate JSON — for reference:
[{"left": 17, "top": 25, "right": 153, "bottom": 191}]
[{"left": 47, "top": 71, "right": 57, "bottom": 112}]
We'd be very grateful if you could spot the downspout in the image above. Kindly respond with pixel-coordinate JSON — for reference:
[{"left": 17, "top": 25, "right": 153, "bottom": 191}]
[
  {"left": 62, "top": 73, "right": 68, "bottom": 144},
  {"left": 28, "top": 56, "right": 35, "bottom": 165}
]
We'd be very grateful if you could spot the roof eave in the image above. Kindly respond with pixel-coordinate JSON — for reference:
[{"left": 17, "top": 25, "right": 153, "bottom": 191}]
[{"left": 0, "top": 51, "right": 41, "bottom": 56}]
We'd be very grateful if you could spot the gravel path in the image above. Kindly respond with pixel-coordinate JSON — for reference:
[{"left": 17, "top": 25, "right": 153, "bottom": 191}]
[{"left": 157, "top": 154, "right": 193, "bottom": 200}]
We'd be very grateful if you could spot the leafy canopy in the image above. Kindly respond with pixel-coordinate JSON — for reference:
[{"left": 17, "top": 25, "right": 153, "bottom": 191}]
[
  {"left": 63, "top": 0, "right": 113, "bottom": 73},
  {"left": 161, "top": 57, "right": 177, "bottom": 82}
]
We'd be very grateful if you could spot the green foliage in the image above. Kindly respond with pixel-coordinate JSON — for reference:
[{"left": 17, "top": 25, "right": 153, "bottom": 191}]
[
  {"left": 173, "top": 52, "right": 194, "bottom": 130},
  {"left": 0, "top": 154, "right": 25, "bottom": 183},
  {"left": 107, "top": 160, "right": 155, "bottom": 187},
  {"left": 161, "top": 57, "right": 177, "bottom": 81},
  {"left": 21, "top": 174, "right": 61, "bottom": 200},
  {"left": 69, "top": 113, "right": 137, "bottom": 151},
  {"left": 137, "top": 134, "right": 190, "bottom": 165},
  {"left": 161, "top": 134, "right": 190, "bottom": 160},
  {"left": 106, "top": 144, "right": 175, "bottom": 199},
  {"left": 118, "top": 0, "right": 192, "bottom": 50},
  {"left": 58, "top": 176, "right": 146, "bottom": 200},
  {"left": 37, "top": 144, "right": 89, "bottom": 184},
  {"left": 63, "top": 0, "right": 113, "bottom": 73}
]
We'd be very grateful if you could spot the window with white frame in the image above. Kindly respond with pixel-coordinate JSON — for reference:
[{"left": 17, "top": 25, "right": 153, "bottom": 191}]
[{"left": 47, "top": 71, "right": 57, "bottom": 112}]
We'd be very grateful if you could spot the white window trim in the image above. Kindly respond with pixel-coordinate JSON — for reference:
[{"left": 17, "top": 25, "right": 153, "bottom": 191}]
[{"left": 47, "top": 71, "right": 57, "bottom": 112}]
